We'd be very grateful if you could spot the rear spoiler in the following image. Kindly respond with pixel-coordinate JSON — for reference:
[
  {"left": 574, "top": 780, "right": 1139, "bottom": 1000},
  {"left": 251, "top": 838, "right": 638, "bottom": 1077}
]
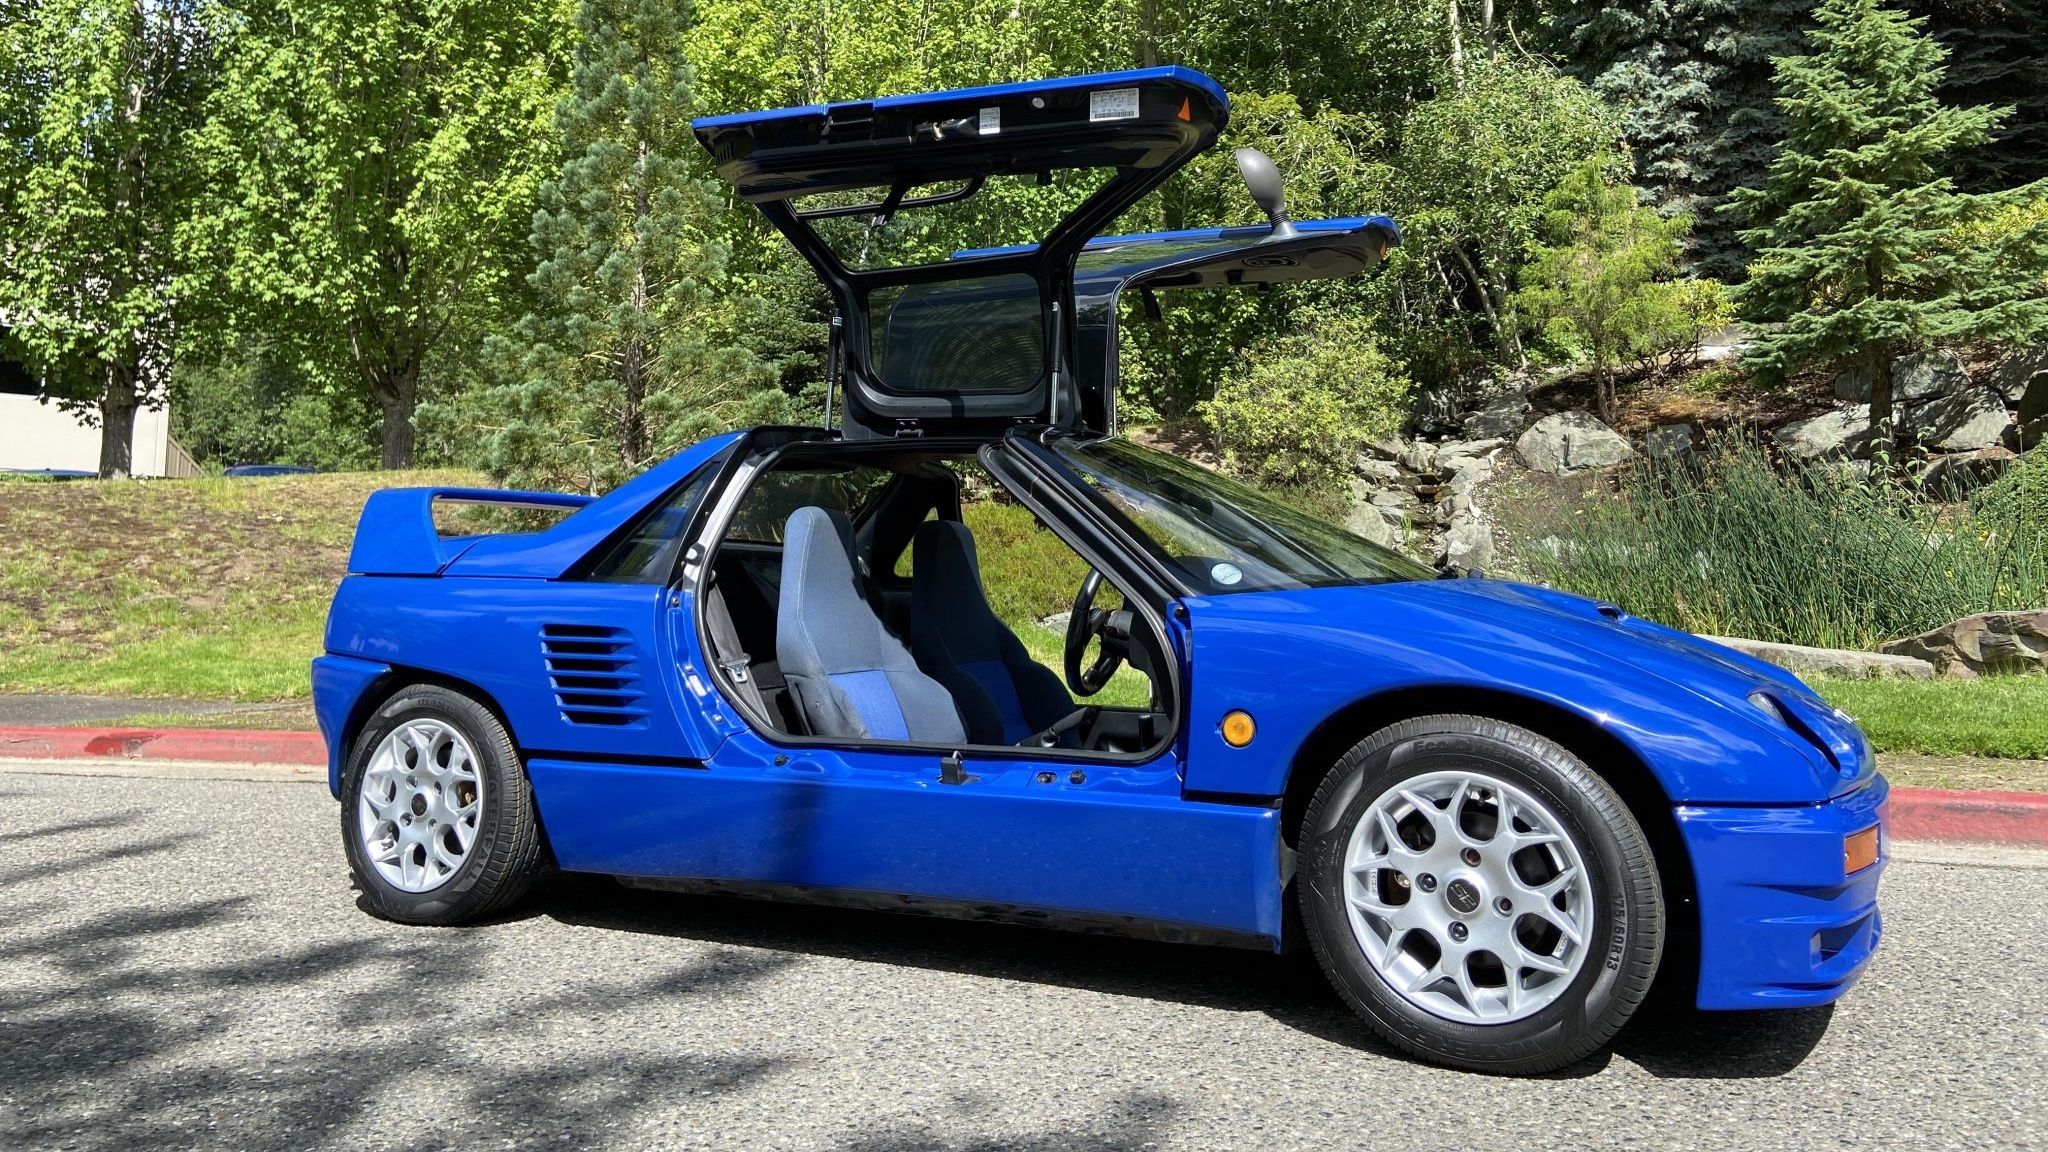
[{"left": 347, "top": 487, "right": 595, "bottom": 577}]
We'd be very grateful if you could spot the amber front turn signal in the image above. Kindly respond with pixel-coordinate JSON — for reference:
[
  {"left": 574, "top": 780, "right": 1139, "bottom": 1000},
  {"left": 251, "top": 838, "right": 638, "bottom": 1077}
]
[
  {"left": 1844, "top": 824, "right": 1881, "bottom": 874},
  {"left": 1221, "top": 710, "right": 1256, "bottom": 748}
]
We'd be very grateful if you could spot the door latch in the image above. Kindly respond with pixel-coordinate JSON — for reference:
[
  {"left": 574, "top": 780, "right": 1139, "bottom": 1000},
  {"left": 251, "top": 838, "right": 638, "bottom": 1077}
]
[{"left": 939, "top": 751, "right": 973, "bottom": 786}]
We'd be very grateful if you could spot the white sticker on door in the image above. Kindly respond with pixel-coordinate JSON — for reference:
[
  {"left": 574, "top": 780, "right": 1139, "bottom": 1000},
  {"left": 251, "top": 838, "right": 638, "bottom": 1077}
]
[{"left": 1088, "top": 87, "right": 1140, "bottom": 122}]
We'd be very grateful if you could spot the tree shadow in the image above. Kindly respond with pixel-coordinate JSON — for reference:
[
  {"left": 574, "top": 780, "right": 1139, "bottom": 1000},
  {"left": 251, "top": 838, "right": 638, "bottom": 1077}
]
[{"left": 0, "top": 808, "right": 145, "bottom": 843}]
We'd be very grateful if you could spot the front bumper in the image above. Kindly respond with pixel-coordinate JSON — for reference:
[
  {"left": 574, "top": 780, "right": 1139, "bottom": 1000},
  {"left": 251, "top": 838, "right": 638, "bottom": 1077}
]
[{"left": 1679, "top": 774, "right": 1888, "bottom": 1010}]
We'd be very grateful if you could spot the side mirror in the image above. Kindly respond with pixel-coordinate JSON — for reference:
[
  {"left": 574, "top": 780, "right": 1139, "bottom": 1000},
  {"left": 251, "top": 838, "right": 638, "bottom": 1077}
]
[{"left": 1234, "top": 147, "right": 1297, "bottom": 241}]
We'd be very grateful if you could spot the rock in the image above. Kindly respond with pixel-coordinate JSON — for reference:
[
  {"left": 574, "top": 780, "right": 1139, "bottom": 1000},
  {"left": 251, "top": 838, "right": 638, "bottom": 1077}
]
[
  {"left": 1442, "top": 513, "right": 1494, "bottom": 572},
  {"left": 1699, "top": 635, "right": 1935, "bottom": 680},
  {"left": 1353, "top": 456, "right": 1401, "bottom": 484},
  {"left": 1645, "top": 423, "right": 1694, "bottom": 462},
  {"left": 1362, "top": 438, "right": 1405, "bottom": 463},
  {"left": 1037, "top": 611, "right": 1070, "bottom": 634},
  {"left": 1879, "top": 610, "right": 2048, "bottom": 678},
  {"left": 1463, "top": 393, "right": 1532, "bottom": 441},
  {"left": 1436, "top": 437, "right": 1506, "bottom": 466},
  {"left": 1515, "top": 411, "right": 1635, "bottom": 473},
  {"left": 1368, "top": 487, "right": 1416, "bottom": 510},
  {"left": 1915, "top": 447, "right": 2014, "bottom": 497},
  {"left": 1903, "top": 385, "right": 2011, "bottom": 451},
  {"left": 1986, "top": 349, "right": 2048, "bottom": 404},
  {"left": 1398, "top": 440, "right": 1438, "bottom": 475},
  {"left": 2018, "top": 369, "right": 2048, "bottom": 451},
  {"left": 1345, "top": 502, "right": 1400, "bottom": 548},
  {"left": 1771, "top": 405, "right": 1873, "bottom": 460},
  {"left": 1833, "top": 350, "right": 1968, "bottom": 403}
]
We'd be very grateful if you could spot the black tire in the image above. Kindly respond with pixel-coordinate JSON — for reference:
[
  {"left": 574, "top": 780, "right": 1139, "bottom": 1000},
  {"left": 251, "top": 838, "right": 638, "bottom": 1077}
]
[
  {"left": 339, "top": 684, "right": 543, "bottom": 925},
  {"left": 1296, "top": 714, "right": 1662, "bottom": 1075}
]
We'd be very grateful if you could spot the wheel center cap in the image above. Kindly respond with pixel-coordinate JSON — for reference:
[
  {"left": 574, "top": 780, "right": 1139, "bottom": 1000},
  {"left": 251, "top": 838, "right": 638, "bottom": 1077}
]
[{"left": 1444, "top": 877, "right": 1481, "bottom": 916}]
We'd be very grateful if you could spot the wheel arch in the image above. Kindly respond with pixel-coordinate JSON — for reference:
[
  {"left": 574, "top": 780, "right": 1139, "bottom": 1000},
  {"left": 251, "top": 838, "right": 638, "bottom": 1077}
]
[
  {"left": 338, "top": 669, "right": 533, "bottom": 792},
  {"left": 1278, "top": 684, "right": 1700, "bottom": 997}
]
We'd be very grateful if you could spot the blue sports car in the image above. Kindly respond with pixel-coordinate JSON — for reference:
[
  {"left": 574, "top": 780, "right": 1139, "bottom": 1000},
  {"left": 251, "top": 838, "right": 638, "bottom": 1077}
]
[{"left": 316, "top": 68, "right": 1887, "bottom": 1074}]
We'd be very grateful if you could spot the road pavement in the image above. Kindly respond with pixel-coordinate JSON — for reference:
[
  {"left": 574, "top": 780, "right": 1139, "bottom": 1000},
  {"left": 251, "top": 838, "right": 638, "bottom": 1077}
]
[{"left": 2, "top": 769, "right": 2043, "bottom": 1151}]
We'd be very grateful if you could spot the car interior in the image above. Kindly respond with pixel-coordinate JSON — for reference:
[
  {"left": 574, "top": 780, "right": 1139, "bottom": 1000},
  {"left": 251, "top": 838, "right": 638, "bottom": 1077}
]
[{"left": 699, "top": 446, "right": 1174, "bottom": 756}]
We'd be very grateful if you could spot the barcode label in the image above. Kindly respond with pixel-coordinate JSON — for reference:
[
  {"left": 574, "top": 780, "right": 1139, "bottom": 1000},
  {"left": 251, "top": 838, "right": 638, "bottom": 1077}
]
[
  {"left": 1088, "top": 88, "right": 1140, "bottom": 122},
  {"left": 978, "top": 106, "right": 1000, "bottom": 135}
]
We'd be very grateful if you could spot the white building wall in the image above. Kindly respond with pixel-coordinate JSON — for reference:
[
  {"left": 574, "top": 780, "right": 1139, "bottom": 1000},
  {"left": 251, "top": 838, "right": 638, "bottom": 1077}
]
[{"left": 0, "top": 395, "right": 172, "bottom": 477}]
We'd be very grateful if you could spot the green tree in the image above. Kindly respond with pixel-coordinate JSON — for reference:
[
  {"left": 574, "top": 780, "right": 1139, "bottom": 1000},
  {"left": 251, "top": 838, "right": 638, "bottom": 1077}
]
[
  {"left": 1732, "top": 0, "right": 2048, "bottom": 446},
  {"left": 0, "top": 0, "right": 211, "bottom": 477},
  {"left": 1515, "top": 160, "right": 1694, "bottom": 422},
  {"left": 482, "top": 0, "right": 781, "bottom": 494},
  {"left": 183, "top": 0, "right": 570, "bottom": 469}
]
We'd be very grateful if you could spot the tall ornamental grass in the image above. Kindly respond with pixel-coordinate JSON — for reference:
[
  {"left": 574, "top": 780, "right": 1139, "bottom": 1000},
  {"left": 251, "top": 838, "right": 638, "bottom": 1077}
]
[{"left": 1520, "top": 437, "right": 2048, "bottom": 650}]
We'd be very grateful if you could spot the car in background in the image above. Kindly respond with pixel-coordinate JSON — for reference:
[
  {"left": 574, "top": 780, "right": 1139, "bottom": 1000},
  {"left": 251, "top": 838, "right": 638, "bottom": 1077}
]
[{"left": 314, "top": 68, "right": 1887, "bottom": 1075}]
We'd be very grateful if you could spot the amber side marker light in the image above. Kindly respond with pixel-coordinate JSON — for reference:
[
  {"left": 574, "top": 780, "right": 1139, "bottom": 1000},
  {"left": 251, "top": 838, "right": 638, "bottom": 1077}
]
[
  {"left": 1844, "top": 825, "right": 1881, "bottom": 874},
  {"left": 1221, "top": 711, "right": 1256, "bottom": 748}
]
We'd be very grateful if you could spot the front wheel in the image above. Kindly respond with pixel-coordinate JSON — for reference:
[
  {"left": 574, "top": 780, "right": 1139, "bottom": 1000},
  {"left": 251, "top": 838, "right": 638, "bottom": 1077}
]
[
  {"left": 340, "top": 684, "right": 543, "bottom": 925},
  {"left": 1296, "top": 715, "right": 1662, "bottom": 1074}
]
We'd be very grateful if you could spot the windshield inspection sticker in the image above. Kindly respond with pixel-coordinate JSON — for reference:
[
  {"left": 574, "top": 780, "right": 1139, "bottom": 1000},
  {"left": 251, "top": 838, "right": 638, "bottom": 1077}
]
[
  {"left": 978, "top": 106, "right": 1000, "bottom": 135},
  {"left": 1210, "top": 562, "right": 1244, "bottom": 586},
  {"left": 1089, "top": 87, "right": 1140, "bottom": 122}
]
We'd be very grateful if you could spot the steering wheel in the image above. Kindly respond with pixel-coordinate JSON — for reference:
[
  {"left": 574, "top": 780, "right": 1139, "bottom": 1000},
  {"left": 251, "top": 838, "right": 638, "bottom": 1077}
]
[{"left": 1064, "top": 568, "right": 1132, "bottom": 696}]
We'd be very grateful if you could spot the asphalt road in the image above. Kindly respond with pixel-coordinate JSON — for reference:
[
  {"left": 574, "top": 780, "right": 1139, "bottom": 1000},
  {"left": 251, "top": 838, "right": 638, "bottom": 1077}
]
[{"left": 2, "top": 770, "right": 2043, "bottom": 1152}]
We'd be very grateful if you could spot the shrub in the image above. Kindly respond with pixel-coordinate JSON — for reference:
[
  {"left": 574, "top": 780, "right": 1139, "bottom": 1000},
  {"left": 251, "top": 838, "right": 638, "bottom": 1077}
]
[
  {"left": 1971, "top": 448, "right": 2048, "bottom": 540},
  {"left": 1513, "top": 435, "right": 2048, "bottom": 649},
  {"left": 1200, "top": 311, "right": 1409, "bottom": 502}
]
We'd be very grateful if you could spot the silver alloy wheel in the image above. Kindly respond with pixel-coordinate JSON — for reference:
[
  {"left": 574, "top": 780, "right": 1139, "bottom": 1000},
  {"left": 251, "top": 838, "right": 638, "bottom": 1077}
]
[
  {"left": 1342, "top": 769, "right": 1596, "bottom": 1025},
  {"left": 356, "top": 719, "right": 485, "bottom": 893}
]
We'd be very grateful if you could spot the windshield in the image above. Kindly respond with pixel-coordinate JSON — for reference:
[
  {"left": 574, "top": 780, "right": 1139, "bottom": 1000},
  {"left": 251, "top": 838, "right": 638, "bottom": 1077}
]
[{"left": 1040, "top": 436, "right": 1434, "bottom": 594}]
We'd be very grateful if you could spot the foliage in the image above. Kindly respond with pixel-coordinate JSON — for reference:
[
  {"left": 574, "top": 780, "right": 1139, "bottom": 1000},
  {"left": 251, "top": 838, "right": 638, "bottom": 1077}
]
[
  {"left": 1818, "top": 675, "right": 2048, "bottom": 761},
  {"left": 1546, "top": 0, "right": 1811, "bottom": 280},
  {"left": 1513, "top": 161, "right": 1696, "bottom": 421},
  {"left": 478, "top": 0, "right": 783, "bottom": 494},
  {"left": 1732, "top": 0, "right": 2048, "bottom": 445},
  {"left": 1513, "top": 435, "right": 2048, "bottom": 650},
  {"left": 182, "top": 0, "right": 572, "bottom": 469},
  {"left": 171, "top": 347, "right": 380, "bottom": 472},
  {"left": 1910, "top": 0, "right": 2048, "bottom": 193},
  {"left": 0, "top": 0, "right": 212, "bottom": 477},
  {"left": 1971, "top": 448, "right": 2048, "bottom": 540},
  {"left": 1200, "top": 311, "right": 1407, "bottom": 500}
]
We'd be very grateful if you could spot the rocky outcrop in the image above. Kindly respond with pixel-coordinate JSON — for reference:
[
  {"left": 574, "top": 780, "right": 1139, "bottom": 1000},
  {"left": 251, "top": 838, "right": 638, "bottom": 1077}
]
[
  {"left": 1773, "top": 389, "right": 2012, "bottom": 460},
  {"left": 1645, "top": 423, "right": 1694, "bottom": 461},
  {"left": 1879, "top": 610, "right": 2048, "bottom": 678},
  {"left": 1700, "top": 635, "right": 1936, "bottom": 680},
  {"left": 1515, "top": 411, "right": 1634, "bottom": 473},
  {"left": 1833, "top": 350, "right": 1968, "bottom": 403}
]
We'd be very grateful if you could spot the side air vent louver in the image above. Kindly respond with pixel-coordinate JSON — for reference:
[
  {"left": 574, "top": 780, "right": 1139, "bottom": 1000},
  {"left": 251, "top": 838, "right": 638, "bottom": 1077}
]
[{"left": 541, "top": 624, "right": 648, "bottom": 727}]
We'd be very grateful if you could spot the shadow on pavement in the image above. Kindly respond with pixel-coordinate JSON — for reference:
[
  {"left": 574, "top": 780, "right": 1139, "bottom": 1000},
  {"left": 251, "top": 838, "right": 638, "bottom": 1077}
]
[{"left": 531, "top": 875, "right": 1836, "bottom": 1081}]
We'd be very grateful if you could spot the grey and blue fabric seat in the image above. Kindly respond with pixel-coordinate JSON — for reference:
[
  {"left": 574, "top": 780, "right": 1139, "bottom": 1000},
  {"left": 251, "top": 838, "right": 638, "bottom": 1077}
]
[
  {"left": 909, "top": 519, "right": 1077, "bottom": 746},
  {"left": 775, "top": 506, "right": 966, "bottom": 743}
]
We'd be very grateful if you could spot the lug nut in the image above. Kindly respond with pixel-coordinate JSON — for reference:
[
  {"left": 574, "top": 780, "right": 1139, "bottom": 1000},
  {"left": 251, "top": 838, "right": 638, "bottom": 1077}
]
[
  {"left": 1449, "top": 922, "right": 1469, "bottom": 942},
  {"left": 1416, "top": 874, "right": 1437, "bottom": 892},
  {"left": 1496, "top": 897, "right": 1513, "bottom": 915},
  {"left": 1461, "top": 848, "right": 1481, "bottom": 867},
  {"left": 1393, "top": 873, "right": 1411, "bottom": 889}
]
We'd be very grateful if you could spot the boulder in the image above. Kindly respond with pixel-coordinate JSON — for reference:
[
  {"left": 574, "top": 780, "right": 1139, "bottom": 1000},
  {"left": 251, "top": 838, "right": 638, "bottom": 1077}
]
[
  {"left": 1833, "top": 350, "right": 1967, "bottom": 403},
  {"left": 1353, "top": 456, "right": 1402, "bottom": 484},
  {"left": 1878, "top": 610, "right": 2048, "bottom": 678},
  {"left": 1345, "top": 501, "right": 1401, "bottom": 548},
  {"left": 1915, "top": 447, "right": 2014, "bottom": 497},
  {"left": 1515, "top": 411, "right": 1635, "bottom": 473},
  {"left": 1645, "top": 423, "right": 1694, "bottom": 462},
  {"left": 1903, "top": 386, "right": 2011, "bottom": 452},
  {"left": 1986, "top": 349, "right": 2048, "bottom": 405},
  {"left": 1442, "top": 513, "right": 1494, "bottom": 572},
  {"left": 1463, "top": 393, "right": 1532, "bottom": 441},
  {"left": 1699, "top": 635, "right": 1935, "bottom": 680},
  {"left": 1771, "top": 405, "right": 1873, "bottom": 460},
  {"left": 1398, "top": 440, "right": 1438, "bottom": 475},
  {"left": 2019, "top": 369, "right": 2048, "bottom": 451}
]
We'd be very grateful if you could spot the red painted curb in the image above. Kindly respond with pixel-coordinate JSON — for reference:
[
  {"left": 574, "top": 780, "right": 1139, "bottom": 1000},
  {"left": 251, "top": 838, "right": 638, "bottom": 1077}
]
[
  {"left": 1888, "top": 787, "right": 2048, "bottom": 848},
  {"left": 0, "top": 726, "right": 326, "bottom": 767}
]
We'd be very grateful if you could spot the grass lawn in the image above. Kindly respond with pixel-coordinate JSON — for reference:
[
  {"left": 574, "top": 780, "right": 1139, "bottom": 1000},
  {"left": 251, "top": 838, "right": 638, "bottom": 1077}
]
[
  {"left": 1817, "top": 675, "right": 2048, "bottom": 760},
  {"left": 0, "top": 470, "right": 480, "bottom": 700}
]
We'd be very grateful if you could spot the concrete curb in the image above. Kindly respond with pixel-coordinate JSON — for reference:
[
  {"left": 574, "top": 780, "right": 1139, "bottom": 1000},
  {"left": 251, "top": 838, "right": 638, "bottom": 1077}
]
[
  {"left": 2, "top": 726, "right": 2044, "bottom": 847},
  {"left": 0, "top": 725, "right": 325, "bottom": 767},
  {"left": 1889, "top": 787, "right": 2048, "bottom": 849}
]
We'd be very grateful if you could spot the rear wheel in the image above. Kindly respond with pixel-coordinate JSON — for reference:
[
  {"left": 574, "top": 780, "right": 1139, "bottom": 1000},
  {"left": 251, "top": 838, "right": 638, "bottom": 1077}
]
[
  {"left": 340, "top": 684, "right": 542, "bottom": 925},
  {"left": 1296, "top": 714, "right": 1662, "bottom": 1074}
]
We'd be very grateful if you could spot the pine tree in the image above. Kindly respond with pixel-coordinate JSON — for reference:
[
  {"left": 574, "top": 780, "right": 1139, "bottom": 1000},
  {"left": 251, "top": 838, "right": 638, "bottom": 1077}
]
[
  {"left": 485, "top": 0, "right": 782, "bottom": 494},
  {"left": 1733, "top": 0, "right": 2048, "bottom": 446},
  {"left": 1547, "top": 0, "right": 1809, "bottom": 280},
  {"left": 1910, "top": 0, "right": 2048, "bottom": 192}
]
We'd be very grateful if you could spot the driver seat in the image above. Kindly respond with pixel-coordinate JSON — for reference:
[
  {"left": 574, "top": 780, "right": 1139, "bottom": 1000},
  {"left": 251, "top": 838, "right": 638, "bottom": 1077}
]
[{"left": 909, "top": 519, "right": 1076, "bottom": 745}]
